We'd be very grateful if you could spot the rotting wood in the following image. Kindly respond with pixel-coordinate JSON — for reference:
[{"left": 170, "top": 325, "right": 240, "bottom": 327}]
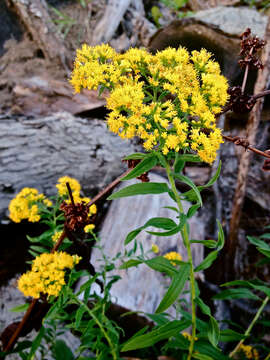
[
  {"left": 5, "top": 0, "right": 71, "bottom": 71},
  {"left": 91, "top": 0, "right": 132, "bottom": 45},
  {"left": 227, "top": 16, "right": 270, "bottom": 259}
]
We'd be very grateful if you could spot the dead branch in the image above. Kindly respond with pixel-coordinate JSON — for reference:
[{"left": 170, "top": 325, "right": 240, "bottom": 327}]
[{"left": 227, "top": 16, "right": 270, "bottom": 257}]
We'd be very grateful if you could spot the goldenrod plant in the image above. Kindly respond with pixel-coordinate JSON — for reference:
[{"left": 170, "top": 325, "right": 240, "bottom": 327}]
[{"left": 2, "top": 34, "right": 270, "bottom": 359}]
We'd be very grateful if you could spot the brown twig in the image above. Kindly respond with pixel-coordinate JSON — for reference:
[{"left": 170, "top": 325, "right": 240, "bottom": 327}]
[
  {"left": 241, "top": 47, "right": 253, "bottom": 94},
  {"left": 3, "top": 299, "right": 38, "bottom": 353},
  {"left": 86, "top": 168, "right": 132, "bottom": 208},
  {"left": 66, "top": 182, "right": 75, "bottom": 207},
  {"left": 222, "top": 135, "right": 270, "bottom": 159},
  {"left": 253, "top": 89, "right": 270, "bottom": 100}
]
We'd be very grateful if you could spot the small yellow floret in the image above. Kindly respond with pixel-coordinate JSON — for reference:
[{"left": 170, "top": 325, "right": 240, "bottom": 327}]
[
  {"left": 84, "top": 224, "right": 95, "bottom": 233},
  {"left": 238, "top": 344, "right": 259, "bottom": 360},
  {"left": 164, "top": 251, "right": 182, "bottom": 265},
  {"left": 56, "top": 176, "right": 81, "bottom": 197},
  {"left": 151, "top": 244, "right": 160, "bottom": 254}
]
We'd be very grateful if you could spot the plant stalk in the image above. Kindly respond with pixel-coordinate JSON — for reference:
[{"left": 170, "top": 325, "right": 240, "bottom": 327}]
[
  {"left": 229, "top": 296, "right": 269, "bottom": 358},
  {"left": 165, "top": 160, "right": 196, "bottom": 360},
  {"left": 74, "top": 296, "right": 118, "bottom": 360}
]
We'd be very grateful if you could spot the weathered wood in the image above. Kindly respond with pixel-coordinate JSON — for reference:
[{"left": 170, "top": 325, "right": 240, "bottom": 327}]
[
  {"left": 0, "top": 112, "right": 138, "bottom": 220},
  {"left": 91, "top": 0, "right": 132, "bottom": 45},
  {"left": 228, "top": 16, "right": 270, "bottom": 259},
  {"left": 5, "top": 0, "right": 71, "bottom": 70}
]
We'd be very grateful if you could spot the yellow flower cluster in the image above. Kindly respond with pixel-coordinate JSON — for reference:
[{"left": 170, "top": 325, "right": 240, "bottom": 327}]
[
  {"left": 164, "top": 251, "right": 182, "bottom": 265},
  {"left": 52, "top": 231, "right": 62, "bottom": 243},
  {"left": 56, "top": 176, "right": 97, "bottom": 216},
  {"left": 9, "top": 188, "right": 52, "bottom": 223},
  {"left": 70, "top": 44, "right": 229, "bottom": 163},
  {"left": 238, "top": 344, "right": 259, "bottom": 360},
  {"left": 18, "top": 252, "right": 81, "bottom": 298},
  {"left": 182, "top": 332, "right": 198, "bottom": 341},
  {"left": 84, "top": 224, "right": 95, "bottom": 233}
]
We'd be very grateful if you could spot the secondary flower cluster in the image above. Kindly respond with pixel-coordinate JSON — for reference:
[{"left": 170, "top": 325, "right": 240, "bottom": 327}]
[
  {"left": 164, "top": 251, "right": 182, "bottom": 265},
  {"left": 237, "top": 344, "right": 259, "bottom": 360},
  {"left": 9, "top": 188, "right": 52, "bottom": 223},
  {"left": 70, "top": 44, "right": 229, "bottom": 163},
  {"left": 9, "top": 177, "right": 97, "bottom": 224},
  {"left": 56, "top": 176, "right": 97, "bottom": 216},
  {"left": 18, "top": 252, "right": 81, "bottom": 298}
]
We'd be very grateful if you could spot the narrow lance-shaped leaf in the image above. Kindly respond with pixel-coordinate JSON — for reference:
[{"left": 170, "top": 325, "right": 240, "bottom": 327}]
[
  {"left": 155, "top": 263, "right": 190, "bottom": 313},
  {"left": 147, "top": 214, "right": 187, "bottom": 237},
  {"left": 213, "top": 288, "right": 260, "bottom": 301},
  {"left": 107, "top": 182, "right": 169, "bottom": 200},
  {"left": 182, "top": 161, "right": 221, "bottom": 202},
  {"left": 123, "top": 153, "right": 148, "bottom": 160},
  {"left": 121, "top": 320, "right": 191, "bottom": 352},
  {"left": 121, "top": 154, "right": 157, "bottom": 181},
  {"left": 125, "top": 217, "right": 177, "bottom": 245},
  {"left": 174, "top": 173, "right": 202, "bottom": 206},
  {"left": 208, "top": 316, "right": 220, "bottom": 348}
]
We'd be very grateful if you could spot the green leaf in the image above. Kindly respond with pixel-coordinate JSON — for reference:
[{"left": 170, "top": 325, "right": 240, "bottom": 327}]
[
  {"left": 75, "top": 307, "right": 86, "bottom": 329},
  {"left": 107, "top": 182, "right": 169, "bottom": 200},
  {"left": 27, "top": 326, "right": 45, "bottom": 360},
  {"left": 216, "top": 220, "right": 225, "bottom": 251},
  {"left": 9, "top": 303, "right": 29, "bottom": 313},
  {"left": 119, "top": 259, "right": 142, "bottom": 269},
  {"left": 182, "top": 162, "right": 222, "bottom": 201},
  {"left": 247, "top": 236, "right": 270, "bottom": 251},
  {"left": 213, "top": 288, "right": 260, "bottom": 300},
  {"left": 30, "top": 245, "right": 48, "bottom": 253},
  {"left": 195, "top": 251, "right": 218, "bottom": 272},
  {"left": 195, "top": 297, "right": 211, "bottom": 316},
  {"left": 190, "top": 240, "right": 217, "bottom": 248},
  {"left": 174, "top": 173, "right": 202, "bottom": 206},
  {"left": 52, "top": 340, "right": 75, "bottom": 360},
  {"left": 194, "top": 340, "right": 229, "bottom": 360},
  {"left": 146, "top": 214, "right": 186, "bottom": 237},
  {"left": 193, "top": 353, "right": 214, "bottom": 360},
  {"left": 187, "top": 203, "right": 201, "bottom": 218},
  {"left": 208, "top": 316, "right": 219, "bottom": 348},
  {"left": 145, "top": 257, "right": 178, "bottom": 277},
  {"left": 121, "top": 155, "right": 157, "bottom": 181},
  {"left": 155, "top": 263, "right": 190, "bottom": 313},
  {"left": 221, "top": 280, "right": 252, "bottom": 288},
  {"left": 219, "top": 329, "right": 247, "bottom": 342},
  {"left": 125, "top": 217, "right": 177, "bottom": 245},
  {"left": 177, "top": 154, "right": 201, "bottom": 163},
  {"left": 121, "top": 319, "right": 190, "bottom": 351}
]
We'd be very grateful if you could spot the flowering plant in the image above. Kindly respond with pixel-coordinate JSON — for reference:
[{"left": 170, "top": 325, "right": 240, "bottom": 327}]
[{"left": 2, "top": 38, "right": 270, "bottom": 360}]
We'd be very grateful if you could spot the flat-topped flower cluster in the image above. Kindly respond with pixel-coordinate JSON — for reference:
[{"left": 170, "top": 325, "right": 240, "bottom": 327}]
[
  {"left": 18, "top": 252, "right": 81, "bottom": 298},
  {"left": 70, "top": 44, "right": 228, "bottom": 163}
]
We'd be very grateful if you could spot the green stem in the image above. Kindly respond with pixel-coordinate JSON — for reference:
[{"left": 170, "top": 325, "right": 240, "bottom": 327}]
[
  {"left": 73, "top": 296, "right": 118, "bottom": 360},
  {"left": 165, "top": 160, "right": 196, "bottom": 360},
  {"left": 229, "top": 296, "right": 269, "bottom": 358},
  {"left": 264, "top": 352, "right": 270, "bottom": 360}
]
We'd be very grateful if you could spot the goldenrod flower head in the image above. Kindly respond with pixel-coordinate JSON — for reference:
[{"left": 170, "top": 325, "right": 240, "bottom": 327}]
[
  {"left": 18, "top": 252, "right": 81, "bottom": 298},
  {"left": 151, "top": 244, "right": 160, "bottom": 254},
  {"left": 52, "top": 231, "right": 62, "bottom": 243},
  {"left": 182, "top": 332, "right": 198, "bottom": 341},
  {"left": 164, "top": 251, "right": 182, "bottom": 266},
  {"left": 70, "top": 45, "right": 229, "bottom": 164},
  {"left": 84, "top": 224, "right": 95, "bottom": 233},
  {"left": 56, "top": 176, "right": 81, "bottom": 197},
  {"left": 237, "top": 344, "right": 259, "bottom": 360},
  {"left": 9, "top": 187, "right": 50, "bottom": 223}
]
